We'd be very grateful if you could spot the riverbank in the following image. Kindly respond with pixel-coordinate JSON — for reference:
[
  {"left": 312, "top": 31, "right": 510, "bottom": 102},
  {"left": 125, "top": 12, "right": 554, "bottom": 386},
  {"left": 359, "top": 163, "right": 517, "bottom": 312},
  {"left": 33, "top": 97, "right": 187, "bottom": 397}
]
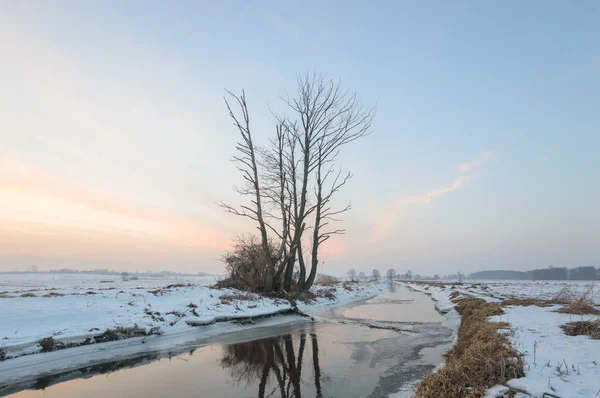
[
  {"left": 0, "top": 280, "right": 383, "bottom": 387},
  {"left": 401, "top": 281, "right": 600, "bottom": 398}
]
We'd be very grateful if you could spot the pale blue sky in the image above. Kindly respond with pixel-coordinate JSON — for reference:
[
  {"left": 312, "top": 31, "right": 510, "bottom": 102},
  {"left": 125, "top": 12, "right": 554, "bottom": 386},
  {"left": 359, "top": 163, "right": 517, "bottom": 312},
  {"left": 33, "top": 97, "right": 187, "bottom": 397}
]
[{"left": 1, "top": 1, "right": 598, "bottom": 275}]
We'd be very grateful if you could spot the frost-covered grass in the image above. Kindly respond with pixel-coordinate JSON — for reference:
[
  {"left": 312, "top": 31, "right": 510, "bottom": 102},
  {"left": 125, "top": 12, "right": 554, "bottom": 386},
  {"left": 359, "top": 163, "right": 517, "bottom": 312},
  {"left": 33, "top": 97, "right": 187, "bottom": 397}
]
[{"left": 401, "top": 280, "right": 600, "bottom": 398}]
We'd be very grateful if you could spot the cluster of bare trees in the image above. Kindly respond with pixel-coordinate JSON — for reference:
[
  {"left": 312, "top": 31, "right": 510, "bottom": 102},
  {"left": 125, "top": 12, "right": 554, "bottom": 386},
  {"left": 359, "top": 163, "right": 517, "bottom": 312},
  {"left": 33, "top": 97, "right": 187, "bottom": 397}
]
[{"left": 220, "top": 73, "right": 374, "bottom": 293}]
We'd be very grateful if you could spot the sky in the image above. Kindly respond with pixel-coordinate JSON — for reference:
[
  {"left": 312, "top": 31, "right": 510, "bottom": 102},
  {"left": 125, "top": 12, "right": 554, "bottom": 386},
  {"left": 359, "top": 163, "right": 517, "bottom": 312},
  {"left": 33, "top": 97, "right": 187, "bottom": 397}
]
[{"left": 1, "top": 1, "right": 599, "bottom": 276}]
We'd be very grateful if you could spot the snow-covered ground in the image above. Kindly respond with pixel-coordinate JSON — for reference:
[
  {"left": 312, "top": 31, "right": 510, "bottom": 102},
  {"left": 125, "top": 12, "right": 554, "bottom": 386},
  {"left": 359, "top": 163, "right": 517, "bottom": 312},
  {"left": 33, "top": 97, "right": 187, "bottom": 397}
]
[
  {"left": 470, "top": 279, "right": 600, "bottom": 303},
  {"left": 0, "top": 272, "right": 216, "bottom": 294},
  {"left": 0, "top": 276, "right": 383, "bottom": 387},
  {"left": 403, "top": 280, "right": 600, "bottom": 398}
]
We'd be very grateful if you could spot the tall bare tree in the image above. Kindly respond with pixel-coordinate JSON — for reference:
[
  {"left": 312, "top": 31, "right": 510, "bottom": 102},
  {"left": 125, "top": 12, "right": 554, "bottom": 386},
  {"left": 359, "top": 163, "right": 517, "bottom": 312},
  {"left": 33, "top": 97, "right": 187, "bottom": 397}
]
[
  {"left": 221, "top": 73, "right": 374, "bottom": 293},
  {"left": 218, "top": 90, "right": 278, "bottom": 292},
  {"left": 282, "top": 74, "right": 374, "bottom": 291}
]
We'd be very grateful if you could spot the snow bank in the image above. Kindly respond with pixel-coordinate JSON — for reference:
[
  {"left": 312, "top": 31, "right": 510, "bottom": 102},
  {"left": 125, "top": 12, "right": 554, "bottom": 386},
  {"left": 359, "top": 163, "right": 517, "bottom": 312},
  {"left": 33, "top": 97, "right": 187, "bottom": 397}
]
[
  {"left": 491, "top": 305, "right": 600, "bottom": 398},
  {"left": 0, "top": 282, "right": 382, "bottom": 356},
  {"left": 399, "top": 281, "right": 600, "bottom": 398}
]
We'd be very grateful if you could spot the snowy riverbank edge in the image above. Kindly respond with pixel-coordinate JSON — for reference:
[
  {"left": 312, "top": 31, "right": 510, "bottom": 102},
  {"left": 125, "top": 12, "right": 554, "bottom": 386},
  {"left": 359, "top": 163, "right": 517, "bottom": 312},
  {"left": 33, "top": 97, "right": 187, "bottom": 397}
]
[
  {"left": 0, "top": 282, "right": 384, "bottom": 388},
  {"left": 398, "top": 281, "right": 600, "bottom": 398}
]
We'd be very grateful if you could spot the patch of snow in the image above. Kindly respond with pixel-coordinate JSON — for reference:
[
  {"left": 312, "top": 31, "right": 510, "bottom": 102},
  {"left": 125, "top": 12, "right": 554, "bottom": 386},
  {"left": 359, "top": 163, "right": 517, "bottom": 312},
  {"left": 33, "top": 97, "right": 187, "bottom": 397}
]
[{"left": 491, "top": 305, "right": 600, "bottom": 398}]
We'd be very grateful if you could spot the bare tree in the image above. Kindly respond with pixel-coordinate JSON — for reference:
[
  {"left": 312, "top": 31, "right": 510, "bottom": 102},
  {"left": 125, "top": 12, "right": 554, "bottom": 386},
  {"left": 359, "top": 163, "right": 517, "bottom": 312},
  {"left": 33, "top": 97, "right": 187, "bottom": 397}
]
[
  {"left": 347, "top": 269, "right": 357, "bottom": 281},
  {"left": 220, "top": 74, "right": 375, "bottom": 293},
  {"left": 283, "top": 74, "right": 374, "bottom": 291},
  {"left": 371, "top": 269, "right": 381, "bottom": 281},
  {"left": 218, "top": 90, "right": 278, "bottom": 292},
  {"left": 405, "top": 270, "right": 413, "bottom": 281},
  {"left": 358, "top": 271, "right": 367, "bottom": 281},
  {"left": 386, "top": 269, "right": 396, "bottom": 281}
]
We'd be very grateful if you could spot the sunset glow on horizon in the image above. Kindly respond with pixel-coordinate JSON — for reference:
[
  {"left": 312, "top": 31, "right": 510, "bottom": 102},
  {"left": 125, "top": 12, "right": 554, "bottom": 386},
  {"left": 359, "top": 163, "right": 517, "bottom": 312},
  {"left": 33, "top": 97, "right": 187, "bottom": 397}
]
[{"left": 1, "top": 1, "right": 598, "bottom": 275}]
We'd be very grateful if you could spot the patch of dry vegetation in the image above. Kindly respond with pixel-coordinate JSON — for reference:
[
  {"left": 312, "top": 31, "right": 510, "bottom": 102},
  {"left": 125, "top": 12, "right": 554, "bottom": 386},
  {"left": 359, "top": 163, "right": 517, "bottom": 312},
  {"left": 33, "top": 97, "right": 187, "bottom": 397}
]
[
  {"left": 560, "top": 320, "right": 600, "bottom": 339},
  {"left": 314, "top": 274, "right": 339, "bottom": 286},
  {"left": 502, "top": 285, "right": 599, "bottom": 315},
  {"left": 415, "top": 297, "right": 524, "bottom": 398},
  {"left": 219, "top": 292, "right": 257, "bottom": 305},
  {"left": 502, "top": 298, "right": 555, "bottom": 307},
  {"left": 315, "top": 287, "right": 337, "bottom": 300},
  {"left": 555, "top": 285, "right": 599, "bottom": 315}
]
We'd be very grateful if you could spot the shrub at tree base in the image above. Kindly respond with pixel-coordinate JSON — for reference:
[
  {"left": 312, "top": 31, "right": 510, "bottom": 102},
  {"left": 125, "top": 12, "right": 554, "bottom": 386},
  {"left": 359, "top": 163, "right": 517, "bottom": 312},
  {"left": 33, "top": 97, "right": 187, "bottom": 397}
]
[{"left": 216, "top": 236, "right": 279, "bottom": 293}]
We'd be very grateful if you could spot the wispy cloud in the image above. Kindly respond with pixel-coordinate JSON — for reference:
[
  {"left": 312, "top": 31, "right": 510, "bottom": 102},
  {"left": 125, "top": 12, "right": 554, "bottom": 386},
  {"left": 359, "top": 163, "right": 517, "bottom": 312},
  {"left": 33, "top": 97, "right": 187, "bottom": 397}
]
[
  {"left": 368, "top": 151, "right": 493, "bottom": 243},
  {"left": 458, "top": 151, "right": 493, "bottom": 172}
]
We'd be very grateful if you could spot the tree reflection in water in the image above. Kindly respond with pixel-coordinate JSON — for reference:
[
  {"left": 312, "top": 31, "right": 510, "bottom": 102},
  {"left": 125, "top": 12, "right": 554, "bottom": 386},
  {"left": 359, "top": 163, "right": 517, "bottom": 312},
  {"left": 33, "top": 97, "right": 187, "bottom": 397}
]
[
  {"left": 387, "top": 281, "right": 397, "bottom": 293},
  {"left": 221, "top": 328, "right": 322, "bottom": 398}
]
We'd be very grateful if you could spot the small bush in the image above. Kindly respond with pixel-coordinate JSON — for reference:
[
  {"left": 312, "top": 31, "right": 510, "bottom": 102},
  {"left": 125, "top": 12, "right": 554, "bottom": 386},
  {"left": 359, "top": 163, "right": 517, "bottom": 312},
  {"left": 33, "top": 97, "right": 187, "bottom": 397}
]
[
  {"left": 216, "top": 235, "right": 279, "bottom": 293},
  {"left": 39, "top": 337, "right": 65, "bottom": 352},
  {"left": 314, "top": 274, "right": 339, "bottom": 286}
]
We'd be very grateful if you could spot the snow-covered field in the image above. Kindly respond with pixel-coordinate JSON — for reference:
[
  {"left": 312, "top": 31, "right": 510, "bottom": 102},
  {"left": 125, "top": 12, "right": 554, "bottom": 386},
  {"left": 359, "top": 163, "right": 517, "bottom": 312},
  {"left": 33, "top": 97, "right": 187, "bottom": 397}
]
[
  {"left": 470, "top": 279, "right": 600, "bottom": 303},
  {"left": 403, "top": 280, "right": 600, "bottom": 398},
  {"left": 0, "top": 273, "right": 383, "bottom": 388},
  {"left": 0, "top": 272, "right": 217, "bottom": 294}
]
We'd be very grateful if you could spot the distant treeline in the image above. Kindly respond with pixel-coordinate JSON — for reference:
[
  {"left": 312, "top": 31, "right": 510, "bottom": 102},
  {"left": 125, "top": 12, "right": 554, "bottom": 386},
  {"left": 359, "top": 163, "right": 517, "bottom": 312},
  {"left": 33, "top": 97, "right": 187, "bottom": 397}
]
[
  {"left": 1, "top": 268, "right": 211, "bottom": 278},
  {"left": 469, "top": 266, "right": 599, "bottom": 281}
]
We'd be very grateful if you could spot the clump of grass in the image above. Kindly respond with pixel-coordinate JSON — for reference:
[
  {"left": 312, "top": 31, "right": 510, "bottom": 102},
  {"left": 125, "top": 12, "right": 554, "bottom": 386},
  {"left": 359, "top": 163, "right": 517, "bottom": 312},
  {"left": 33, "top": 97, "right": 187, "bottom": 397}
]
[
  {"left": 284, "top": 291, "right": 317, "bottom": 306},
  {"left": 552, "top": 286, "right": 579, "bottom": 304},
  {"left": 555, "top": 284, "right": 599, "bottom": 315},
  {"left": 314, "top": 274, "right": 339, "bottom": 286},
  {"left": 0, "top": 349, "right": 6, "bottom": 361},
  {"left": 503, "top": 298, "right": 554, "bottom": 307},
  {"left": 219, "top": 292, "right": 257, "bottom": 304},
  {"left": 556, "top": 301, "right": 600, "bottom": 315},
  {"left": 561, "top": 320, "right": 600, "bottom": 339},
  {"left": 415, "top": 297, "right": 524, "bottom": 398},
  {"left": 39, "top": 337, "right": 66, "bottom": 352},
  {"left": 449, "top": 291, "right": 461, "bottom": 300},
  {"left": 315, "top": 287, "right": 337, "bottom": 301},
  {"left": 42, "top": 292, "right": 65, "bottom": 298},
  {"left": 94, "top": 325, "right": 149, "bottom": 343},
  {"left": 20, "top": 293, "right": 37, "bottom": 298}
]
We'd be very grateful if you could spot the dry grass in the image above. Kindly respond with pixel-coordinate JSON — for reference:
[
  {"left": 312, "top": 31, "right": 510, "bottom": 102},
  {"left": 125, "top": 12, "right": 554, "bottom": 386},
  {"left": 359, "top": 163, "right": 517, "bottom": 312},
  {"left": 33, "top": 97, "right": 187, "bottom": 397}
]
[
  {"left": 314, "top": 274, "right": 339, "bottom": 286},
  {"left": 556, "top": 300, "right": 600, "bottom": 315},
  {"left": 19, "top": 292, "right": 37, "bottom": 298},
  {"left": 561, "top": 320, "right": 600, "bottom": 339},
  {"left": 42, "top": 292, "right": 65, "bottom": 298},
  {"left": 503, "top": 298, "right": 555, "bottom": 307},
  {"left": 415, "top": 297, "right": 524, "bottom": 398},
  {"left": 219, "top": 292, "right": 257, "bottom": 305},
  {"left": 314, "top": 287, "right": 337, "bottom": 301},
  {"left": 555, "top": 285, "right": 599, "bottom": 315}
]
